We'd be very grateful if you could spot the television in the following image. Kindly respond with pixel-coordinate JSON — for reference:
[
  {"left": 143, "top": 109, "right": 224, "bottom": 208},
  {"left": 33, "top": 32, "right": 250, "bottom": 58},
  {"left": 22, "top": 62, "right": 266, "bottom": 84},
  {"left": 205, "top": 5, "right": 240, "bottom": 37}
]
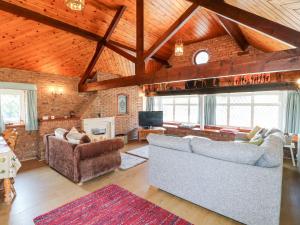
[{"left": 138, "top": 111, "right": 163, "bottom": 128}]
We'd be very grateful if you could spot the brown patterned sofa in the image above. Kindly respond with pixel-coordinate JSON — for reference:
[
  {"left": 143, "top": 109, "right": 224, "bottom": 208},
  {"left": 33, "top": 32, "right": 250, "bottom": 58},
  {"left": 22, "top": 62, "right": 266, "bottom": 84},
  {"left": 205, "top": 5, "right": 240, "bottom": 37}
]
[{"left": 44, "top": 134, "right": 123, "bottom": 183}]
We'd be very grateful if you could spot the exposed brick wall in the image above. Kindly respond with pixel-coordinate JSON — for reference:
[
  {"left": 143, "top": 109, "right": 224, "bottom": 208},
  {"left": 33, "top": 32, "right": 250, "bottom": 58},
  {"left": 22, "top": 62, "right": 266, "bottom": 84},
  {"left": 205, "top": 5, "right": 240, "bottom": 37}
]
[
  {"left": 168, "top": 35, "right": 262, "bottom": 68},
  {"left": 82, "top": 72, "right": 143, "bottom": 135},
  {"left": 0, "top": 68, "right": 95, "bottom": 160},
  {"left": 0, "top": 68, "right": 93, "bottom": 118},
  {"left": 0, "top": 35, "right": 265, "bottom": 160}
]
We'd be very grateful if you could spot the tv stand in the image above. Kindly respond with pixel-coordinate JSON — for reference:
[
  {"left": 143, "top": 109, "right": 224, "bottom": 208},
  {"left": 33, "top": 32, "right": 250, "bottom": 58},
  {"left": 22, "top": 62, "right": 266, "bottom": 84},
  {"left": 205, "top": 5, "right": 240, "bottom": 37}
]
[{"left": 138, "top": 127, "right": 165, "bottom": 142}]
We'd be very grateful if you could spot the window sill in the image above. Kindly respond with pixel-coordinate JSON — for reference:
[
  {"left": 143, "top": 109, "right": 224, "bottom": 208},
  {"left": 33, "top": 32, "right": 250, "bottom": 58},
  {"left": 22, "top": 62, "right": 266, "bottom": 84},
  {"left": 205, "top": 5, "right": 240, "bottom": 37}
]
[{"left": 5, "top": 123, "right": 25, "bottom": 128}]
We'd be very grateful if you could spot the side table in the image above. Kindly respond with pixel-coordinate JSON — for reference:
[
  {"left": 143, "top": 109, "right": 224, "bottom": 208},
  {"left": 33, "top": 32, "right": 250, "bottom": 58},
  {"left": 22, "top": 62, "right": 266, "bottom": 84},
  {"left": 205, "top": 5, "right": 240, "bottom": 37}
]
[{"left": 284, "top": 142, "right": 296, "bottom": 167}]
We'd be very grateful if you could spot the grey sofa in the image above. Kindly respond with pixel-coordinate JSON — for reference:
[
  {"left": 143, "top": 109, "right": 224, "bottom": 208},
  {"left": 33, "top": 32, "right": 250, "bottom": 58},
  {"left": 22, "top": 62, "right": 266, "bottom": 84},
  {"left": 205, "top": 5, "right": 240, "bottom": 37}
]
[{"left": 147, "top": 133, "right": 284, "bottom": 225}]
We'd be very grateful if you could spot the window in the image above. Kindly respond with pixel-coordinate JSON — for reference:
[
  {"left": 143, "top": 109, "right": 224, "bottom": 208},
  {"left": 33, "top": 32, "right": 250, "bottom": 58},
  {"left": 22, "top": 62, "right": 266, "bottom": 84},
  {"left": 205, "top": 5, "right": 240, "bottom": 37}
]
[
  {"left": 154, "top": 95, "right": 201, "bottom": 123},
  {"left": 0, "top": 89, "right": 25, "bottom": 124},
  {"left": 194, "top": 51, "right": 209, "bottom": 65},
  {"left": 215, "top": 91, "right": 283, "bottom": 129}
]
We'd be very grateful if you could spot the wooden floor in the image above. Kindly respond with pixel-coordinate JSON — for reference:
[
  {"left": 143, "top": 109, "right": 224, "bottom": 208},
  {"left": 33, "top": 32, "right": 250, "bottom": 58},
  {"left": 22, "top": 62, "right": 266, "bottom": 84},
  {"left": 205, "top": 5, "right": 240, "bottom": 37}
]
[{"left": 0, "top": 142, "right": 300, "bottom": 225}]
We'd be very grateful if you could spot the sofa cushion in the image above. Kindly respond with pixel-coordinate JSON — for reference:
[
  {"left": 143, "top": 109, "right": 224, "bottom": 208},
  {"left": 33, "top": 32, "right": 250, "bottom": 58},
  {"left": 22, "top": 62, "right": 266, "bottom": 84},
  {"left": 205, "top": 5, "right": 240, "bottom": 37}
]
[
  {"left": 246, "top": 126, "right": 261, "bottom": 140},
  {"left": 256, "top": 133, "right": 284, "bottom": 168},
  {"left": 191, "top": 140, "right": 264, "bottom": 165},
  {"left": 66, "top": 132, "right": 84, "bottom": 145},
  {"left": 70, "top": 127, "right": 80, "bottom": 134},
  {"left": 256, "top": 128, "right": 268, "bottom": 138},
  {"left": 190, "top": 136, "right": 213, "bottom": 154},
  {"left": 147, "top": 134, "right": 192, "bottom": 152},
  {"left": 249, "top": 135, "right": 264, "bottom": 146},
  {"left": 80, "top": 135, "right": 91, "bottom": 144},
  {"left": 54, "top": 128, "right": 68, "bottom": 140}
]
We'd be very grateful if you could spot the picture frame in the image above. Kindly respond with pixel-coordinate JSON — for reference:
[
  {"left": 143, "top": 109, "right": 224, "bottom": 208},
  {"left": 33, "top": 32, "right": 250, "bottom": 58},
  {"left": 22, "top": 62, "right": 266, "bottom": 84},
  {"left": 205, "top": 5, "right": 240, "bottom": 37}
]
[{"left": 117, "top": 94, "right": 128, "bottom": 115}]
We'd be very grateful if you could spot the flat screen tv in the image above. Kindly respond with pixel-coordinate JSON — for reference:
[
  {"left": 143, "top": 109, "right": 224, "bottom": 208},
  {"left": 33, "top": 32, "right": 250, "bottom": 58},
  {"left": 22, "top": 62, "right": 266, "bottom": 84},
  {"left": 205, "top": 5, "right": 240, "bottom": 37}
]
[{"left": 138, "top": 111, "right": 163, "bottom": 128}]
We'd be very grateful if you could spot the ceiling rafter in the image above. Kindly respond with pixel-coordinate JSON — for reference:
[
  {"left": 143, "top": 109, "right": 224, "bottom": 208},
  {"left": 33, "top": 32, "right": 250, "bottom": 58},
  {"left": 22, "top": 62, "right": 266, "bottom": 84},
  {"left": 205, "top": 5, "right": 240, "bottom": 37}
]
[
  {"left": 135, "top": 0, "right": 145, "bottom": 76},
  {"left": 144, "top": 3, "right": 200, "bottom": 61},
  {"left": 0, "top": 0, "right": 101, "bottom": 42},
  {"left": 216, "top": 15, "right": 249, "bottom": 51},
  {"left": 105, "top": 42, "right": 136, "bottom": 63},
  {"left": 187, "top": 0, "right": 300, "bottom": 48},
  {"left": 80, "top": 48, "right": 300, "bottom": 92},
  {"left": 108, "top": 41, "right": 171, "bottom": 67},
  {"left": 78, "top": 5, "right": 126, "bottom": 87},
  {"left": 0, "top": 0, "right": 168, "bottom": 71}
]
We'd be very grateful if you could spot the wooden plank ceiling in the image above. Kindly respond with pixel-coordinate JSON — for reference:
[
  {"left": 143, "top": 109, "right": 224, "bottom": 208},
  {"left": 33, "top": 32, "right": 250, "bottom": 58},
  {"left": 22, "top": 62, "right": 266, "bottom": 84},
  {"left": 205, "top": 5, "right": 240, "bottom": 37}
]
[
  {"left": 0, "top": 0, "right": 298, "bottom": 77},
  {"left": 226, "top": 0, "right": 299, "bottom": 51}
]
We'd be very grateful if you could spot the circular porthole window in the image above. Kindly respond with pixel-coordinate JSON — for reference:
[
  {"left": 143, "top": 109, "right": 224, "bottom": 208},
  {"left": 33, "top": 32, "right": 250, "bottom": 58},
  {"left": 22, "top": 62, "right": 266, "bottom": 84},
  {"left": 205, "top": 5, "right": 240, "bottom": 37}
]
[{"left": 194, "top": 51, "right": 209, "bottom": 65}]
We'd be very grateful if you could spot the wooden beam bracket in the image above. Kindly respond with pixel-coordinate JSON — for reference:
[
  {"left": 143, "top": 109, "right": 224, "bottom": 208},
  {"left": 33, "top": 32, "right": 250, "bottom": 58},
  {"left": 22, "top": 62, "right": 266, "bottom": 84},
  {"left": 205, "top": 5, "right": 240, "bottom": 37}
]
[
  {"left": 105, "top": 42, "right": 137, "bottom": 63},
  {"left": 78, "top": 6, "right": 126, "bottom": 88},
  {"left": 216, "top": 15, "right": 249, "bottom": 51}
]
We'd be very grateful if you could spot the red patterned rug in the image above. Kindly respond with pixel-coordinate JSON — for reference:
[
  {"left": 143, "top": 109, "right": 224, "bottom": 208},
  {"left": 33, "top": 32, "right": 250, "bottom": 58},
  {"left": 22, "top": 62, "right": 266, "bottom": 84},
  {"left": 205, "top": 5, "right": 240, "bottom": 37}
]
[{"left": 34, "top": 184, "right": 192, "bottom": 225}]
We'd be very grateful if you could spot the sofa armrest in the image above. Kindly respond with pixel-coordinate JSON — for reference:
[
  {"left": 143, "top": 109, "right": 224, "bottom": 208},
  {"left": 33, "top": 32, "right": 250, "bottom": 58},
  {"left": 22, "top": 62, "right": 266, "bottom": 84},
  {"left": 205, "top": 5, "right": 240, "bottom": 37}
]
[
  {"left": 43, "top": 133, "right": 55, "bottom": 163},
  {"left": 75, "top": 138, "right": 124, "bottom": 160}
]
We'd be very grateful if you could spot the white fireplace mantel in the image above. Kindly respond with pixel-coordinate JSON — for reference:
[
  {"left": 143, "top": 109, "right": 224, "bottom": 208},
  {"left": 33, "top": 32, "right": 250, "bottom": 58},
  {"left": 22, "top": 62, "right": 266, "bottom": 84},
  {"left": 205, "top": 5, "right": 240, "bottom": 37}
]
[{"left": 82, "top": 117, "right": 115, "bottom": 139}]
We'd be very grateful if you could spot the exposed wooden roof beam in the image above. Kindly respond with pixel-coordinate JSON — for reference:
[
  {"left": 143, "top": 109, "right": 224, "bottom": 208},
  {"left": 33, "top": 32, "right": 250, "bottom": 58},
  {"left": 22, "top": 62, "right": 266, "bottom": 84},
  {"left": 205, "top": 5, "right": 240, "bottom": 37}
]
[
  {"left": 107, "top": 41, "right": 171, "bottom": 67},
  {"left": 80, "top": 48, "right": 300, "bottom": 92},
  {"left": 144, "top": 3, "right": 199, "bottom": 61},
  {"left": 78, "top": 6, "right": 126, "bottom": 87},
  {"left": 0, "top": 0, "right": 101, "bottom": 42},
  {"left": 105, "top": 42, "right": 136, "bottom": 63},
  {"left": 78, "top": 42, "right": 105, "bottom": 87},
  {"left": 136, "top": 0, "right": 145, "bottom": 76},
  {"left": 216, "top": 15, "right": 249, "bottom": 51},
  {"left": 151, "top": 56, "right": 172, "bottom": 68},
  {"left": 187, "top": 0, "right": 300, "bottom": 48},
  {"left": 0, "top": 0, "right": 169, "bottom": 69}
]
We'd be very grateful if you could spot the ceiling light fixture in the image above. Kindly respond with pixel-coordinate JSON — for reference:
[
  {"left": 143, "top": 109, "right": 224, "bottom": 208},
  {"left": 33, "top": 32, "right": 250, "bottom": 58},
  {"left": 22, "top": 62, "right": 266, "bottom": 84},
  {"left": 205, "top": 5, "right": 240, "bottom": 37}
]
[
  {"left": 175, "top": 39, "right": 184, "bottom": 57},
  {"left": 65, "top": 0, "right": 85, "bottom": 11}
]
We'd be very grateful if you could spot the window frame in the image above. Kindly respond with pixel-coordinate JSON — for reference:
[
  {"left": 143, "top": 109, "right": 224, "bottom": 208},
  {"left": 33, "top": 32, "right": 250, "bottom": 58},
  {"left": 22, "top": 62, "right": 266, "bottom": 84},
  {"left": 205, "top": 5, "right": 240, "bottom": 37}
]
[
  {"left": 154, "top": 95, "right": 203, "bottom": 124},
  {"left": 0, "top": 89, "right": 26, "bottom": 125},
  {"left": 193, "top": 50, "right": 210, "bottom": 65},
  {"left": 215, "top": 91, "right": 284, "bottom": 129}
]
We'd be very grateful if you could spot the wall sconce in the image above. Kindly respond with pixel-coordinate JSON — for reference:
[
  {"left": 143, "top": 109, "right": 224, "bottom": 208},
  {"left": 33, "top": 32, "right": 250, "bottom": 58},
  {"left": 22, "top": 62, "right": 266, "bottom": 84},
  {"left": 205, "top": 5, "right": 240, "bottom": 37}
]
[
  {"left": 296, "top": 79, "right": 300, "bottom": 89},
  {"left": 138, "top": 86, "right": 145, "bottom": 97},
  {"left": 48, "top": 86, "right": 64, "bottom": 96}
]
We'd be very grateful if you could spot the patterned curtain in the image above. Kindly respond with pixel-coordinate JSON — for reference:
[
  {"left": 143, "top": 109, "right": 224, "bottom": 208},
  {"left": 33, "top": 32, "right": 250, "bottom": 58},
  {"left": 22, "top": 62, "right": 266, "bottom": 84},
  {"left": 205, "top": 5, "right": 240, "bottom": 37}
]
[
  {"left": 25, "top": 90, "right": 38, "bottom": 131},
  {"left": 285, "top": 91, "right": 300, "bottom": 134},
  {"left": 204, "top": 95, "right": 216, "bottom": 126},
  {"left": 146, "top": 97, "right": 154, "bottom": 111}
]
